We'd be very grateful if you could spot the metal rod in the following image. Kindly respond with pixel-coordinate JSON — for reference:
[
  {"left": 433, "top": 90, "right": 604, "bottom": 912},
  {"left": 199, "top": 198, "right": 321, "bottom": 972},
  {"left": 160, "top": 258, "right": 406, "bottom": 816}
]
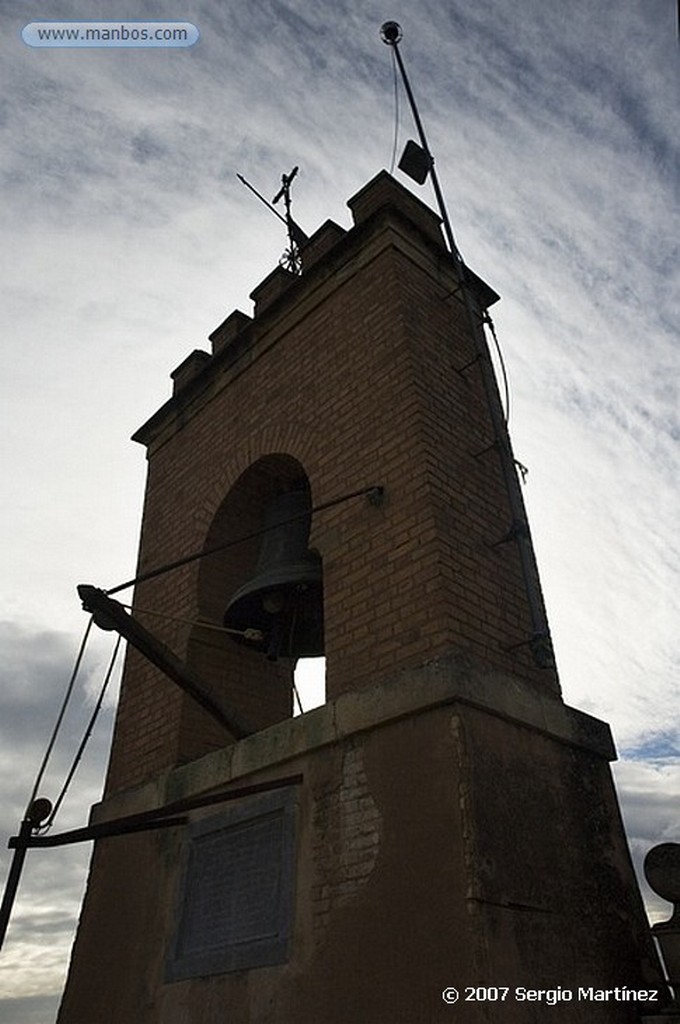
[
  {"left": 0, "top": 819, "right": 32, "bottom": 952},
  {"left": 105, "top": 484, "right": 383, "bottom": 596},
  {"left": 10, "top": 774, "right": 304, "bottom": 850},
  {"left": 11, "top": 816, "right": 188, "bottom": 849},
  {"left": 1, "top": 775, "right": 303, "bottom": 949},
  {"left": 388, "top": 39, "right": 462, "bottom": 264},
  {"left": 237, "top": 173, "right": 288, "bottom": 225}
]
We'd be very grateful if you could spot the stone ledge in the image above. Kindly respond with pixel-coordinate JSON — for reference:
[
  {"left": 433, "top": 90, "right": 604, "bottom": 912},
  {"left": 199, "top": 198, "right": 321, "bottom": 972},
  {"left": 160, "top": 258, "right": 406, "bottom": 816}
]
[{"left": 92, "top": 653, "right": 615, "bottom": 824}]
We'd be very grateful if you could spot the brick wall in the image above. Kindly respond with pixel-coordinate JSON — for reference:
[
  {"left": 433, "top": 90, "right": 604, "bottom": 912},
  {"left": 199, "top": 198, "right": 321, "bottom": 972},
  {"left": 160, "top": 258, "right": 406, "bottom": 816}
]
[
  {"left": 311, "top": 742, "right": 382, "bottom": 944},
  {"left": 105, "top": 172, "right": 558, "bottom": 795}
]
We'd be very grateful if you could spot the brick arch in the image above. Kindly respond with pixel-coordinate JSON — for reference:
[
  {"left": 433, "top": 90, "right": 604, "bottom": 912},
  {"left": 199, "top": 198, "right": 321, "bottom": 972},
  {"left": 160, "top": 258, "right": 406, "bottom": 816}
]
[
  {"left": 196, "top": 452, "right": 313, "bottom": 624},
  {"left": 179, "top": 451, "right": 321, "bottom": 762},
  {"left": 192, "top": 426, "right": 321, "bottom": 541}
]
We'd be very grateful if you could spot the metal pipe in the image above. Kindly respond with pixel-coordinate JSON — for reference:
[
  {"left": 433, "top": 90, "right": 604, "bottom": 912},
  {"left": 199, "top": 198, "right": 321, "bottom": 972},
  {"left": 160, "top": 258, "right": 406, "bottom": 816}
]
[
  {"left": 9, "top": 774, "right": 304, "bottom": 851},
  {"left": 386, "top": 35, "right": 462, "bottom": 264}
]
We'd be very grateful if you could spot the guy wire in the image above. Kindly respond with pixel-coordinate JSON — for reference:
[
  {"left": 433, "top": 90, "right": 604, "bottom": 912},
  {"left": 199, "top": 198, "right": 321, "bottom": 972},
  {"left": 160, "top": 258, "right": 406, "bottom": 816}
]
[
  {"left": 389, "top": 46, "right": 400, "bottom": 175},
  {"left": 484, "top": 312, "right": 511, "bottom": 424},
  {"left": 28, "top": 615, "right": 94, "bottom": 811},
  {"left": 44, "top": 634, "right": 122, "bottom": 830},
  {"left": 105, "top": 484, "right": 382, "bottom": 597}
]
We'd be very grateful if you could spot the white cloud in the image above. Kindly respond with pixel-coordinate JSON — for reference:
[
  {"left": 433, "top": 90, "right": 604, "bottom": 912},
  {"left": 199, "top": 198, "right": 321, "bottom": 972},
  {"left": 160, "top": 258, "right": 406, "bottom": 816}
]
[{"left": 0, "top": 0, "right": 677, "bottom": 1017}]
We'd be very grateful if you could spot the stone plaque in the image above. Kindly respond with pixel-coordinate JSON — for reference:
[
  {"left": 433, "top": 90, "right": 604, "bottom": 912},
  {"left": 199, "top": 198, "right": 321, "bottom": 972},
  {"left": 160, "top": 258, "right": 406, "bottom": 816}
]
[{"left": 167, "top": 786, "right": 297, "bottom": 981}]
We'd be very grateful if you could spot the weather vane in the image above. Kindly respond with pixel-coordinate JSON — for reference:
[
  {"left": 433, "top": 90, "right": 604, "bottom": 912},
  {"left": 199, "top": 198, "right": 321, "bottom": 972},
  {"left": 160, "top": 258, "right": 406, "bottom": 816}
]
[{"left": 237, "top": 166, "right": 308, "bottom": 274}]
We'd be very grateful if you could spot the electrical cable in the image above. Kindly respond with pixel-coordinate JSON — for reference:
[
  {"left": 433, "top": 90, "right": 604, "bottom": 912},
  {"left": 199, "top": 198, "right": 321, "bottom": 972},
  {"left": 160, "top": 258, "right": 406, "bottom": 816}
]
[
  {"left": 389, "top": 46, "right": 400, "bottom": 175},
  {"left": 483, "top": 312, "right": 511, "bottom": 425},
  {"left": 45, "top": 634, "right": 122, "bottom": 830},
  {"left": 27, "top": 615, "right": 94, "bottom": 811}
]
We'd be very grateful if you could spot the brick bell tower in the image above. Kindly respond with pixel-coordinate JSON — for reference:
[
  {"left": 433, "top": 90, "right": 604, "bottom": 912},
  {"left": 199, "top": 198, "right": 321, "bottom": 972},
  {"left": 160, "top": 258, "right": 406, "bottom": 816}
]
[{"left": 58, "top": 173, "right": 663, "bottom": 1024}]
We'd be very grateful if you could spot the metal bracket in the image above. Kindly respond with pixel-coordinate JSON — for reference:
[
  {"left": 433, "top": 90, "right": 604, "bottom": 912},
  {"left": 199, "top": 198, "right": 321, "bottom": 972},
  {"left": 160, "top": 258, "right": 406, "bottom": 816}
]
[
  {"left": 472, "top": 439, "right": 500, "bottom": 459},
  {"left": 505, "top": 632, "right": 556, "bottom": 669},
  {"left": 455, "top": 353, "right": 482, "bottom": 376},
  {"left": 489, "top": 519, "right": 530, "bottom": 549}
]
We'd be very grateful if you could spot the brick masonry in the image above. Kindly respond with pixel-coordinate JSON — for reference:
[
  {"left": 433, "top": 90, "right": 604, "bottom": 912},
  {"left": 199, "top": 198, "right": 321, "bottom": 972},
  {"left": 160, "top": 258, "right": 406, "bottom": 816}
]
[
  {"left": 311, "top": 742, "right": 382, "bottom": 944},
  {"left": 104, "top": 171, "right": 558, "bottom": 795}
]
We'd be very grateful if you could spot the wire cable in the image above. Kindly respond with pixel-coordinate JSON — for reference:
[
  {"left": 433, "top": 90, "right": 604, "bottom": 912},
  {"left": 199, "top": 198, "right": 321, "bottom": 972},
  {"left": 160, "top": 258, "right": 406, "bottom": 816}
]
[
  {"left": 105, "top": 484, "right": 382, "bottom": 597},
  {"left": 484, "top": 312, "right": 511, "bottom": 425},
  {"left": 389, "top": 46, "right": 400, "bottom": 174},
  {"left": 45, "top": 634, "right": 122, "bottom": 830},
  {"left": 27, "top": 615, "right": 94, "bottom": 811}
]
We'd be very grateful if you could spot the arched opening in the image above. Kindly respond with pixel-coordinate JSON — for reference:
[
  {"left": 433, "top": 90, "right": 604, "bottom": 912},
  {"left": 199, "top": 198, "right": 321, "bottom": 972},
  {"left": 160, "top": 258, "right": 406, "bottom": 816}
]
[
  {"left": 178, "top": 455, "right": 324, "bottom": 761},
  {"left": 223, "top": 490, "right": 323, "bottom": 661}
]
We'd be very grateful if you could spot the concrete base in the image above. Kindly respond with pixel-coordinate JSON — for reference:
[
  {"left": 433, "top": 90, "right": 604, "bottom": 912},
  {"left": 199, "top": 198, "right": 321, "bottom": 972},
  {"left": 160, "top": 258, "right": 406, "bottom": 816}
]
[{"left": 58, "top": 654, "right": 664, "bottom": 1024}]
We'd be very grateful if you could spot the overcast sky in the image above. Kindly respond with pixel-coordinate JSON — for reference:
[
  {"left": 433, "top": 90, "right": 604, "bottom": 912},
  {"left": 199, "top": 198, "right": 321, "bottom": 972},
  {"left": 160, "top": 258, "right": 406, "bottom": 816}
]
[{"left": 0, "top": 1, "right": 678, "bottom": 1020}]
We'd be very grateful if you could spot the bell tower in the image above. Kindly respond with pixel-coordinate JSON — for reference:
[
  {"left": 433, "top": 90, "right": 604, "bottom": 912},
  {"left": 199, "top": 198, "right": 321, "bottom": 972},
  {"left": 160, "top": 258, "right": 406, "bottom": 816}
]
[{"left": 58, "top": 172, "right": 663, "bottom": 1023}]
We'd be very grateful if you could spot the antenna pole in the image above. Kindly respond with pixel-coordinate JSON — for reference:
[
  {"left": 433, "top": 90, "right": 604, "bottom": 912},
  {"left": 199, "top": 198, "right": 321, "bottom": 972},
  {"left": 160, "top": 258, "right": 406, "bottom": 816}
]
[
  {"left": 380, "top": 23, "right": 462, "bottom": 265},
  {"left": 379, "top": 22, "right": 555, "bottom": 669}
]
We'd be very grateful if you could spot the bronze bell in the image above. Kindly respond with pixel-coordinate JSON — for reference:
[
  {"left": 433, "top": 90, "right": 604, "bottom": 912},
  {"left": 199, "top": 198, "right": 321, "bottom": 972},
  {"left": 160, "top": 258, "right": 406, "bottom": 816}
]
[{"left": 223, "top": 490, "right": 324, "bottom": 661}]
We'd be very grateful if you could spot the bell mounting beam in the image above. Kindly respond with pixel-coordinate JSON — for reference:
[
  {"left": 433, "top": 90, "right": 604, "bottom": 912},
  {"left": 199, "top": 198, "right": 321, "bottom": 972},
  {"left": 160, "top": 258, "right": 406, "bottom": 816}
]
[{"left": 77, "top": 585, "right": 254, "bottom": 739}]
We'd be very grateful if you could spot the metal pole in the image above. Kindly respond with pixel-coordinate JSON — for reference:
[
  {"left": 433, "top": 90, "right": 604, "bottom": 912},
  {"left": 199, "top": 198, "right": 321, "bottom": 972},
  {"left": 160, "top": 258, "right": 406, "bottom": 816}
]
[
  {"left": 106, "top": 484, "right": 383, "bottom": 597},
  {"left": 0, "top": 818, "right": 32, "bottom": 952},
  {"left": 1, "top": 775, "right": 304, "bottom": 950},
  {"left": 12, "top": 774, "right": 304, "bottom": 851},
  {"left": 388, "top": 37, "right": 462, "bottom": 265},
  {"left": 380, "top": 23, "right": 554, "bottom": 666}
]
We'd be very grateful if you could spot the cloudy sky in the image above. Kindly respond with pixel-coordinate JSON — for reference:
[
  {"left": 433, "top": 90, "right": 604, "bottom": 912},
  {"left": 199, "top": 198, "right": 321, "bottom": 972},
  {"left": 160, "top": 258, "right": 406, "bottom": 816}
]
[{"left": 0, "top": 0, "right": 678, "bottom": 1019}]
